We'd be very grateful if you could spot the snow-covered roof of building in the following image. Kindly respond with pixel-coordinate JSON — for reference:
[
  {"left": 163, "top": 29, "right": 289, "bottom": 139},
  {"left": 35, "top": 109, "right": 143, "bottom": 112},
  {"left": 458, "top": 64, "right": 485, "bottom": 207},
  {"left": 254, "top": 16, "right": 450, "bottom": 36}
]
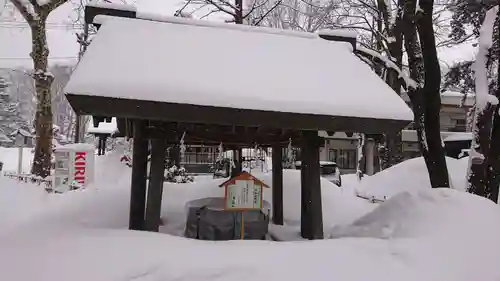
[
  {"left": 87, "top": 117, "right": 118, "bottom": 135},
  {"left": 401, "top": 91, "right": 474, "bottom": 107},
  {"left": 9, "top": 128, "right": 32, "bottom": 138},
  {"left": 65, "top": 15, "right": 412, "bottom": 133},
  {"left": 402, "top": 130, "right": 472, "bottom": 143},
  {"left": 443, "top": 132, "right": 472, "bottom": 142},
  {"left": 0, "top": 129, "right": 11, "bottom": 142}
]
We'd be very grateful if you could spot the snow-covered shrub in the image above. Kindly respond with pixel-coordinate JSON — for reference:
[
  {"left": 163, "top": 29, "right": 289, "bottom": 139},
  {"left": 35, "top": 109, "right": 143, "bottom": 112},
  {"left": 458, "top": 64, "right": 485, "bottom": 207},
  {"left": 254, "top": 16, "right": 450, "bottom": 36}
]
[{"left": 164, "top": 165, "right": 194, "bottom": 183}]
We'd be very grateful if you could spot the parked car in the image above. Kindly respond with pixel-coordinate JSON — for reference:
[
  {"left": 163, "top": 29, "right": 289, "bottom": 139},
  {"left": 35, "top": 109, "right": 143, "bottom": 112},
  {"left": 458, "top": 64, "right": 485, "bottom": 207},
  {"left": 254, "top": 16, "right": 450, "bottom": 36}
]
[{"left": 294, "top": 161, "right": 342, "bottom": 187}]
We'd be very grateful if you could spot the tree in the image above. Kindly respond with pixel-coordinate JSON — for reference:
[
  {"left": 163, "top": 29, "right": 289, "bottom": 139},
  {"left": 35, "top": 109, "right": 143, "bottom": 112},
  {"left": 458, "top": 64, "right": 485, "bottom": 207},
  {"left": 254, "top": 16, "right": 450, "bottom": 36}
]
[
  {"left": 0, "top": 75, "right": 29, "bottom": 141},
  {"left": 415, "top": 0, "right": 451, "bottom": 188},
  {"left": 445, "top": 0, "right": 500, "bottom": 200},
  {"left": 179, "top": 0, "right": 283, "bottom": 25},
  {"left": 10, "top": 0, "right": 68, "bottom": 177},
  {"left": 356, "top": 0, "right": 450, "bottom": 187}
]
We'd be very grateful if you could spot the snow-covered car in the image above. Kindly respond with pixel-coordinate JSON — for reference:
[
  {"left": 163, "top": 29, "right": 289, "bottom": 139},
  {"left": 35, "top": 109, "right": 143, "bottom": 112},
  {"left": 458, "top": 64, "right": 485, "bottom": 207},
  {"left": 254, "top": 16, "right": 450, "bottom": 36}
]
[{"left": 295, "top": 161, "right": 342, "bottom": 187}]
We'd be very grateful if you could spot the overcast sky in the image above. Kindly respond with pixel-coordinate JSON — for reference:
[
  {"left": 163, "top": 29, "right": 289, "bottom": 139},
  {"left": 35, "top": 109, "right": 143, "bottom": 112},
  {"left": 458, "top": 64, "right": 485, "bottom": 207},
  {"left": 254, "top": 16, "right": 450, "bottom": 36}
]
[{"left": 0, "top": 0, "right": 184, "bottom": 68}]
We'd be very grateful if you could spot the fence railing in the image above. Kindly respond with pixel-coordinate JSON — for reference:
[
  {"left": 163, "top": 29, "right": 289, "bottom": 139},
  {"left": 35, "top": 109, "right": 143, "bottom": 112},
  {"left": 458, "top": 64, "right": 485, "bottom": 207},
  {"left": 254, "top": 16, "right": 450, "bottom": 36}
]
[{"left": 2, "top": 172, "right": 82, "bottom": 193}]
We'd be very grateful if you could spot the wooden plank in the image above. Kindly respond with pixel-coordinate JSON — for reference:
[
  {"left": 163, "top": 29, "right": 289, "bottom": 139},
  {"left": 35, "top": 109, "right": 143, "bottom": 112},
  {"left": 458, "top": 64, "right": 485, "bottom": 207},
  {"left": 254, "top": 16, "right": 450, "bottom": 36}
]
[
  {"left": 144, "top": 137, "right": 167, "bottom": 232},
  {"left": 300, "top": 130, "right": 323, "bottom": 239},
  {"left": 129, "top": 120, "right": 149, "bottom": 231},
  {"left": 272, "top": 145, "right": 284, "bottom": 225}
]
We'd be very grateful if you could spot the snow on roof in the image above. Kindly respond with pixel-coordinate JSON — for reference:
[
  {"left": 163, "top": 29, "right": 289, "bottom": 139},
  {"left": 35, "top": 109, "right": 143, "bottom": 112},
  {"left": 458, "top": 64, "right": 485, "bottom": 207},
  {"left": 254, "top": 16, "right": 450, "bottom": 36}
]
[
  {"left": 443, "top": 132, "right": 472, "bottom": 142},
  {"left": 87, "top": 117, "right": 118, "bottom": 135},
  {"left": 0, "top": 130, "right": 11, "bottom": 142},
  {"left": 65, "top": 16, "right": 413, "bottom": 122},
  {"left": 86, "top": 1, "right": 137, "bottom": 12},
  {"left": 295, "top": 161, "right": 338, "bottom": 166},
  {"left": 402, "top": 130, "right": 472, "bottom": 143},
  {"left": 440, "top": 91, "right": 474, "bottom": 107},
  {"left": 317, "top": 29, "right": 357, "bottom": 39},
  {"left": 400, "top": 91, "right": 474, "bottom": 107},
  {"left": 8, "top": 128, "right": 32, "bottom": 138}
]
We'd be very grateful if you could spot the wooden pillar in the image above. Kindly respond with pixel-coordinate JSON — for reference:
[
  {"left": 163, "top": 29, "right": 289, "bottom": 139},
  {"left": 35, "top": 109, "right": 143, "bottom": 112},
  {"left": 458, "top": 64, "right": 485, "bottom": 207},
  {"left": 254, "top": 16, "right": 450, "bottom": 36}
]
[
  {"left": 366, "top": 138, "right": 375, "bottom": 176},
  {"left": 144, "top": 137, "right": 167, "bottom": 232},
  {"left": 300, "top": 130, "right": 323, "bottom": 239},
  {"left": 102, "top": 136, "right": 107, "bottom": 155},
  {"left": 171, "top": 145, "right": 180, "bottom": 167},
  {"left": 272, "top": 145, "right": 284, "bottom": 225},
  {"left": 231, "top": 148, "right": 243, "bottom": 177},
  {"left": 97, "top": 136, "right": 102, "bottom": 156},
  {"left": 129, "top": 120, "right": 149, "bottom": 231}
]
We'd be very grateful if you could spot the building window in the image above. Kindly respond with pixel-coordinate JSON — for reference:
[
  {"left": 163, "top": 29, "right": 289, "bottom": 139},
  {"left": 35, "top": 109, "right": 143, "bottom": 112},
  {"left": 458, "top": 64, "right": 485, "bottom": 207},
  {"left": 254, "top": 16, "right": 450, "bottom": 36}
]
[{"left": 328, "top": 149, "right": 356, "bottom": 169}]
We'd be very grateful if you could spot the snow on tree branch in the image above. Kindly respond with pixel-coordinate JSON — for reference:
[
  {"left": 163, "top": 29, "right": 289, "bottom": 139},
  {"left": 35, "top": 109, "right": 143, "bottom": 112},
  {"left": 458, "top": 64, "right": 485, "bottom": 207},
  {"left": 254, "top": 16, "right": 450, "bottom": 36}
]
[
  {"left": 474, "top": 5, "right": 499, "bottom": 110},
  {"left": 356, "top": 46, "right": 418, "bottom": 90},
  {"left": 10, "top": 0, "right": 39, "bottom": 21},
  {"left": 466, "top": 5, "right": 499, "bottom": 195}
]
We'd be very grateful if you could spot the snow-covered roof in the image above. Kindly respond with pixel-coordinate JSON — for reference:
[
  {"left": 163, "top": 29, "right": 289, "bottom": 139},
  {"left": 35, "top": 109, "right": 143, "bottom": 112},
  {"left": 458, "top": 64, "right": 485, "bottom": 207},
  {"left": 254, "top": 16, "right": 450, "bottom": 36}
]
[
  {"left": 401, "top": 91, "right": 474, "bottom": 107},
  {"left": 295, "top": 161, "right": 337, "bottom": 166},
  {"left": 87, "top": 117, "right": 118, "bottom": 135},
  {"left": 65, "top": 16, "right": 412, "bottom": 133},
  {"left": 86, "top": 1, "right": 137, "bottom": 12},
  {"left": 443, "top": 132, "right": 472, "bottom": 142},
  {"left": 0, "top": 130, "right": 11, "bottom": 142},
  {"left": 317, "top": 29, "right": 357, "bottom": 39},
  {"left": 8, "top": 128, "right": 32, "bottom": 138},
  {"left": 402, "top": 130, "right": 472, "bottom": 143},
  {"left": 441, "top": 91, "right": 474, "bottom": 107}
]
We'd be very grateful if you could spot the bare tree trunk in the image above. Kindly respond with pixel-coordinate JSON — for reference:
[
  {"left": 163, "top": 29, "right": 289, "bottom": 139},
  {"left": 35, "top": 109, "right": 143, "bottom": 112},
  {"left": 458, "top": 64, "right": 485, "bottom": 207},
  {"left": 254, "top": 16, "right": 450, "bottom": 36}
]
[
  {"left": 377, "top": 0, "right": 405, "bottom": 168},
  {"left": 402, "top": 0, "right": 426, "bottom": 158},
  {"left": 469, "top": 102, "right": 496, "bottom": 197},
  {"left": 31, "top": 21, "right": 54, "bottom": 178},
  {"left": 235, "top": 0, "right": 243, "bottom": 24},
  {"left": 416, "top": 0, "right": 450, "bottom": 188}
]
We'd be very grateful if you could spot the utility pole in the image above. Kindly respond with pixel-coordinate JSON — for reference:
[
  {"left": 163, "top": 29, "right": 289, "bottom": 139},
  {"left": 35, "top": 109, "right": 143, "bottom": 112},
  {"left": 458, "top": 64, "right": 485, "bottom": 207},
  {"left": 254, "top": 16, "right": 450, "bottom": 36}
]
[{"left": 74, "top": 23, "right": 90, "bottom": 143}]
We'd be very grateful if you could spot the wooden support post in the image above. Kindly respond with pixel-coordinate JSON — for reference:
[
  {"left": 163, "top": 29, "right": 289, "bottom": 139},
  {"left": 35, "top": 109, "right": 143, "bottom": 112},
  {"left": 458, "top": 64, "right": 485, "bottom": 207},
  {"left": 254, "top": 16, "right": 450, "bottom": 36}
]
[
  {"left": 231, "top": 148, "right": 243, "bottom": 177},
  {"left": 171, "top": 145, "right": 180, "bottom": 167},
  {"left": 129, "top": 120, "right": 149, "bottom": 231},
  {"left": 272, "top": 145, "right": 284, "bottom": 225},
  {"left": 97, "top": 136, "right": 102, "bottom": 156},
  {"left": 144, "top": 137, "right": 167, "bottom": 232},
  {"left": 366, "top": 138, "right": 375, "bottom": 176},
  {"left": 102, "top": 136, "right": 107, "bottom": 155},
  {"left": 300, "top": 130, "right": 323, "bottom": 239}
]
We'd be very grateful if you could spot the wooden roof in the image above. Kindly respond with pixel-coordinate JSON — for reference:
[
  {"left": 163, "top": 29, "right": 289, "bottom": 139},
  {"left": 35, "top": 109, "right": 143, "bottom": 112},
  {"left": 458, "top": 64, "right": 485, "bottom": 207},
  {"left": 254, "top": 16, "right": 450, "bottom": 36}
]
[{"left": 66, "top": 5, "right": 412, "bottom": 144}]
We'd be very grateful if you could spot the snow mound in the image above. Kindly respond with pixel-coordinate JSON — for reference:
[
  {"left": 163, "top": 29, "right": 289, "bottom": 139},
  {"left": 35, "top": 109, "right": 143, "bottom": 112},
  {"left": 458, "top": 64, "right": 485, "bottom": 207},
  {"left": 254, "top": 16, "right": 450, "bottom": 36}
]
[
  {"left": 356, "top": 157, "right": 468, "bottom": 200},
  {"left": 0, "top": 176, "right": 50, "bottom": 232},
  {"left": 0, "top": 227, "right": 428, "bottom": 281},
  {"left": 258, "top": 170, "right": 374, "bottom": 228},
  {"left": 329, "top": 188, "right": 499, "bottom": 239},
  {"left": 9, "top": 169, "right": 372, "bottom": 236}
]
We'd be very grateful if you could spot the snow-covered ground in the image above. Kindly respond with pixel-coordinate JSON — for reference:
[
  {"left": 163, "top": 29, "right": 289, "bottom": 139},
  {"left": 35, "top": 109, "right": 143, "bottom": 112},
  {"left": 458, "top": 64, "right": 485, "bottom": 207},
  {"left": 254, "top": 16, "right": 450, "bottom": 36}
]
[
  {"left": 0, "top": 147, "right": 33, "bottom": 173},
  {"left": 0, "top": 148, "right": 499, "bottom": 281}
]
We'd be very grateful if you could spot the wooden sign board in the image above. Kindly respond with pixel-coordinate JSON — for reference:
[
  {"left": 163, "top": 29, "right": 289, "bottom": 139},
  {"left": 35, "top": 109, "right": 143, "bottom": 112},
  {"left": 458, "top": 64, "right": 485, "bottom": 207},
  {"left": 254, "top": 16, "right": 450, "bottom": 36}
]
[{"left": 219, "top": 171, "right": 269, "bottom": 211}]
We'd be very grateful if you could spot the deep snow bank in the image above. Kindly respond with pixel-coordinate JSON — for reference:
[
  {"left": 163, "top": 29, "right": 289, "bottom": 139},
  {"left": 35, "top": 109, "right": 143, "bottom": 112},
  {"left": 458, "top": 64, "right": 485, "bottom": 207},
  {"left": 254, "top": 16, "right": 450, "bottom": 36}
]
[
  {"left": 1, "top": 189, "right": 500, "bottom": 281},
  {"left": 355, "top": 157, "right": 468, "bottom": 200},
  {"left": 330, "top": 188, "right": 500, "bottom": 239}
]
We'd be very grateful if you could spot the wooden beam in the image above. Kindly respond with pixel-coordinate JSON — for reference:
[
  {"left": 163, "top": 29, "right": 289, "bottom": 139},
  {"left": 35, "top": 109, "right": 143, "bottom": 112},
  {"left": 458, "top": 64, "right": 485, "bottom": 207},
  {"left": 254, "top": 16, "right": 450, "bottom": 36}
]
[
  {"left": 66, "top": 94, "right": 411, "bottom": 134},
  {"left": 129, "top": 120, "right": 149, "bottom": 231},
  {"left": 300, "top": 130, "right": 323, "bottom": 239},
  {"left": 144, "top": 137, "right": 167, "bottom": 232},
  {"left": 272, "top": 145, "right": 284, "bottom": 225}
]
